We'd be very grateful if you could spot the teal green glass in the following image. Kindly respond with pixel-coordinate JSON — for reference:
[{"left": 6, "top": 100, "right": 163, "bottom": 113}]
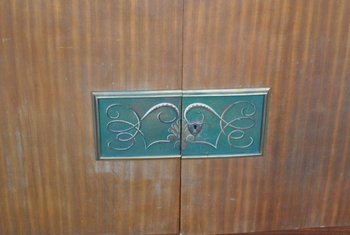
[
  {"left": 181, "top": 90, "right": 268, "bottom": 158},
  {"left": 93, "top": 91, "right": 182, "bottom": 159},
  {"left": 93, "top": 89, "right": 269, "bottom": 159}
]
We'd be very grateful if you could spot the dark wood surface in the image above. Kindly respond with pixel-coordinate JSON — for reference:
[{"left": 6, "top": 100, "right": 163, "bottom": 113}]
[
  {"left": 0, "top": 0, "right": 182, "bottom": 234},
  {"left": 181, "top": 0, "right": 350, "bottom": 234}
]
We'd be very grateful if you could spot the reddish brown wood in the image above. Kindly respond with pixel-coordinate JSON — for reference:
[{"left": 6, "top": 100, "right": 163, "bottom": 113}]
[
  {"left": 181, "top": 0, "right": 350, "bottom": 234},
  {"left": 2, "top": 1, "right": 350, "bottom": 234},
  {"left": 0, "top": 0, "right": 182, "bottom": 234},
  {"left": 233, "top": 226, "right": 350, "bottom": 235}
]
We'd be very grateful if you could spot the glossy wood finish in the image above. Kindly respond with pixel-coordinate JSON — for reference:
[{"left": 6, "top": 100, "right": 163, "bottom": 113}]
[
  {"left": 0, "top": 0, "right": 182, "bottom": 234},
  {"left": 181, "top": 0, "right": 350, "bottom": 234}
]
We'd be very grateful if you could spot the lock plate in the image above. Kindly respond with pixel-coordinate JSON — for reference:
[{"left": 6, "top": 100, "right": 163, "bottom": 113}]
[
  {"left": 92, "top": 91, "right": 182, "bottom": 159},
  {"left": 181, "top": 88, "right": 269, "bottom": 158}
]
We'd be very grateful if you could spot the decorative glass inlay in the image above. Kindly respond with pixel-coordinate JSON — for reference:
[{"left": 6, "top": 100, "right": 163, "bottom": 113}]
[
  {"left": 92, "top": 88, "right": 269, "bottom": 159},
  {"left": 93, "top": 91, "right": 182, "bottom": 159},
  {"left": 181, "top": 89, "right": 269, "bottom": 158}
]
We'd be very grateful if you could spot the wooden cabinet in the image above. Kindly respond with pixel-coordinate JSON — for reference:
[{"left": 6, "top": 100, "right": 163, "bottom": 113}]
[
  {"left": 1, "top": 1, "right": 349, "bottom": 234},
  {"left": 181, "top": 1, "right": 350, "bottom": 234},
  {"left": 0, "top": 1, "right": 182, "bottom": 234}
]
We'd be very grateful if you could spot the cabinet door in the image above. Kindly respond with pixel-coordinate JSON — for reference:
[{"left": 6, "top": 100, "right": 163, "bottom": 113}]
[
  {"left": 0, "top": 1, "right": 182, "bottom": 234},
  {"left": 181, "top": 1, "right": 350, "bottom": 234}
]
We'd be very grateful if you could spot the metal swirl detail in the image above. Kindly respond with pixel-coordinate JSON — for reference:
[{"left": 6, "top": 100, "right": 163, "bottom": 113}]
[
  {"left": 183, "top": 101, "right": 256, "bottom": 149},
  {"left": 106, "top": 103, "right": 180, "bottom": 151}
]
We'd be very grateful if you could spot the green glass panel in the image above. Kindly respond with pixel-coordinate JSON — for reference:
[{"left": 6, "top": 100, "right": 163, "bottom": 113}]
[
  {"left": 181, "top": 89, "right": 269, "bottom": 158},
  {"left": 93, "top": 91, "right": 182, "bottom": 159},
  {"left": 93, "top": 89, "right": 269, "bottom": 159}
]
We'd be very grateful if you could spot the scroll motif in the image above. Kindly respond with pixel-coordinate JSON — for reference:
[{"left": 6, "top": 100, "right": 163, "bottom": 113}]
[
  {"left": 183, "top": 101, "right": 257, "bottom": 149},
  {"left": 106, "top": 103, "right": 180, "bottom": 151}
]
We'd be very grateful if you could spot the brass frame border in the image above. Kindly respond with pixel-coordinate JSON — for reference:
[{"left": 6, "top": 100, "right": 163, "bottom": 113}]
[
  {"left": 92, "top": 88, "right": 270, "bottom": 160},
  {"left": 181, "top": 87, "right": 271, "bottom": 159},
  {"left": 182, "top": 87, "right": 270, "bottom": 97},
  {"left": 91, "top": 90, "right": 182, "bottom": 160}
]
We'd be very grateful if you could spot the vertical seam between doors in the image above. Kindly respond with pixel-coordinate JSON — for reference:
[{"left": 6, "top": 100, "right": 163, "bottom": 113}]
[{"left": 178, "top": 0, "right": 185, "bottom": 234}]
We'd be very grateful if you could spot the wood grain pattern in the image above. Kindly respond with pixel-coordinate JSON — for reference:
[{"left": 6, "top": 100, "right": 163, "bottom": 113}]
[
  {"left": 0, "top": 0, "right": 182, "bottom": 234},
  {"left": 181, "top": 0, "right": 350, "bottom": 234},
  {"left": 233, "top": 226, "right": 350, "bottom": 235}
]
